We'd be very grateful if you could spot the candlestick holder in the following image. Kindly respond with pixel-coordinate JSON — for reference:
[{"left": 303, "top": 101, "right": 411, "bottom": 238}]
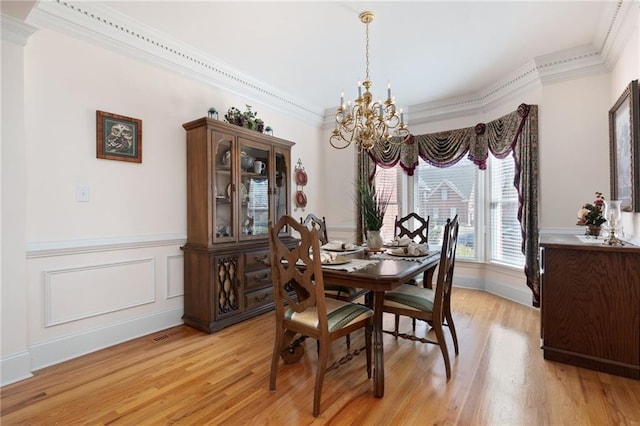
[{"left": 603, "top": 200, "right": 624, "bottom": 246}]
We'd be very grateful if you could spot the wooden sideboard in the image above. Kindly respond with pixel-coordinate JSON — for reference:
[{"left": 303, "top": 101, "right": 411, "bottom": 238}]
[{"left": 540, "top": 234, "right": 640, "bottom": 379}]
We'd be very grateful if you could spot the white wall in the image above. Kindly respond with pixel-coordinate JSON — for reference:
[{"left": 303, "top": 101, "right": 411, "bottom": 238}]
[
  {"left": 2, "top": 25, "right": 321, "bottom": 384},
  {"left": 611, "top": 8, "right": 640, "bottom": 237},
  {"left": 1, "top": 16, "right": 35, "bottom": 385}
]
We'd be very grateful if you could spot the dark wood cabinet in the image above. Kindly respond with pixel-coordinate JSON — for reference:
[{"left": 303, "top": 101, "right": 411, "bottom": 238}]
[
  {"left": 540, "top": 234, "right": 640, "bottom": 379},
  {"left": 181, "top": 117, "right": 296, "bottom": 333}
]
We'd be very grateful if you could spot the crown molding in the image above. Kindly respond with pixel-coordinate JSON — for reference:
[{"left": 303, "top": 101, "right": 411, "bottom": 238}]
[
  {"left": 26, "top": 0, "right": 325, "bottom": 125},
  {"left": 24, "top": 0, "right": 637, "bottom": 129},
  {"left": 1, "top": 13, "right": 38, "bottom": 46}
]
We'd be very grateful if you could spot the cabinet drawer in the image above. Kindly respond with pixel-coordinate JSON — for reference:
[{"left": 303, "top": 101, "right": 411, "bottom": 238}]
[
  {"left": 244, "top": 249, "right": 271, "bottom": 271},
  {"left": 245, "top": 268, "right": 272, "bottom": 290},
  {"left": 245, "top": 287, "right": 274, "bottom": 310}
]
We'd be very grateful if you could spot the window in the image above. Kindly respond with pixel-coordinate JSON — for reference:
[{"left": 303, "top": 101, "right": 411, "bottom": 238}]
[
  {"left": 413, "top": 160, "right": 478, "bottom": 258},
  {"left": 374, "top": 155, "right": 523, "bottom": 266},
  {"left": 488, "top": 155, "right": 525, "bottom": 266},
  {"left": 373, "top": 167, "right": 398, "bottom": 242}
]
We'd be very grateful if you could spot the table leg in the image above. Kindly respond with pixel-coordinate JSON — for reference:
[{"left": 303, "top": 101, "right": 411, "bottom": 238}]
[{"left": 373, "top": 290, "right": 385, "bottom": 397}]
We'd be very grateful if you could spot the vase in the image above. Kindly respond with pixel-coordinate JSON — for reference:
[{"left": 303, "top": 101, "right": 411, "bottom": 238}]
[
  {"left": 366, "top": 230, "right": 383, "bottom": 250},
  {"left": 586, "top": 225, "right": 601, "bottom": 237}
]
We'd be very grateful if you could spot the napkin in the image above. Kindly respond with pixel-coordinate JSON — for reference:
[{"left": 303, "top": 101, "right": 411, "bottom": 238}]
[
  {"left": 390, "top": 242, "right": 429, "bottom": 256},
  {"left": 388, "top": 236, "right": 412, "bottom": 246},
  {"left": 311, "top": 252, "right": 337, "bottom": 264},
  {"left": 322, "top": 241, "right": 357, "bottom": 251}
]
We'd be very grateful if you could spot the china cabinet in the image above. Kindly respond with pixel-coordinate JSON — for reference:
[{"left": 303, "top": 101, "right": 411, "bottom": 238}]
[
  {"left": 181, "top": 117, "right": 296, "bottom": 333},
  {"left": 540, "top": 234, "right": 640, "bottom": 379}
]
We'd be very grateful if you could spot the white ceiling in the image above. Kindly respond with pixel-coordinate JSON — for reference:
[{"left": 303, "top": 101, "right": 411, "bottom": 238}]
[
  {"left": 10, "top": 0, "right": 634, "bottom": 123},
  {"left": 100, "top": 1, "right": 620, "bottom": 112}
]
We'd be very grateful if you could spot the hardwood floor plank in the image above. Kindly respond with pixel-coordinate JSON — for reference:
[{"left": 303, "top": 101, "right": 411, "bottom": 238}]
[{"left": 2, "top": 288, "right": 640, "bottom": 425}]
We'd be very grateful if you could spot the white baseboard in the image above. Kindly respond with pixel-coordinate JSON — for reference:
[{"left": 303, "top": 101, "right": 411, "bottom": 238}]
[
  {"left": 485, "top": 279, "right": 534, "bottom": 307},
  {"left": 0, "top": 351, "right": 33, "bottom": 386},
  {"left": 453, "top": 275, "right": 534, "bottom": 307},
  {"left": 1, "top": 307, "right": 184, "bottom": 386}
]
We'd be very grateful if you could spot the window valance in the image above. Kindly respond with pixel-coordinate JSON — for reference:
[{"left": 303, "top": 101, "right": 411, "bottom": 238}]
[{"left": 358, "top": 103, "right": 540, "bottom": 306}]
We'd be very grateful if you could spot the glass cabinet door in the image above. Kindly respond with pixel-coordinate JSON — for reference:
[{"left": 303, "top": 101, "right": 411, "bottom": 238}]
[
  {"left": 273, "top": 147, "right": 291, "bottom": 235},
  {"left": 239, "top": 138, "right": 270, "bottom": 239},
  {"left": 212, "top": 132, "right": 235, "bottom": 242}
]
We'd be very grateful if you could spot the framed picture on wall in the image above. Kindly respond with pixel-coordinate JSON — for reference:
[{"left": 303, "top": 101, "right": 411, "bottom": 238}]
[
  {"left": 96, "top": 110, "right": 142, "bottom": 163},
  {"left": 608, "top": 79, "right": 639, "bottom": 212}
]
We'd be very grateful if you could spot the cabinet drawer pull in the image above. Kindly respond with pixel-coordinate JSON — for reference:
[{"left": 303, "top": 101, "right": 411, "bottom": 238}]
[
  {"left": 254, "top": 255, "right": 270, "bottom": 266},
  {"left": 255, "top": 293, "right": 269, "bottom": 302},
  {"left": 256, "top": 273, "right": 270, "bottom": 282}
]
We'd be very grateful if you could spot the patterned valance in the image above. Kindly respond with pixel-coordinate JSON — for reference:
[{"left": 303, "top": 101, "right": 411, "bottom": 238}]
[{"left": 358, "top": 103, "right": 540, "bottom": 307}]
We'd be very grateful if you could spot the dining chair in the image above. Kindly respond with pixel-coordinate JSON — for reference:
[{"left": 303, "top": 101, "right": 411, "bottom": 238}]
[
  {"left": 300, "top": 213, "right": 329, "bottom": 245},
  {"left": 393, "top": 212, "right": 431, "bottom": 332},
  {"left": 269, "top": 215, "right": 373, "bottom": 417},
  {"left": 382, "top": 215, "right": 460, "bottom": 379},
  {"left": 300, "top": 213, "right": 369, "bottom": 304}
]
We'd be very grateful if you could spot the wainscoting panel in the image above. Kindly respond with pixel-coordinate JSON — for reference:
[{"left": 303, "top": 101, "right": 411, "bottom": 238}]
[
  {"left": 166, "top": 254, "right": 184, "bottom": 299},
  {"left": 44, "top": 258, "right": 156, "bottom": 327}
]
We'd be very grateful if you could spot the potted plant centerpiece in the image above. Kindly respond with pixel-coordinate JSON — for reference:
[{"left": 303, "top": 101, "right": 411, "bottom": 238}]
[{"left": 357, "top": 180, "right": 390, "bottom": 250}]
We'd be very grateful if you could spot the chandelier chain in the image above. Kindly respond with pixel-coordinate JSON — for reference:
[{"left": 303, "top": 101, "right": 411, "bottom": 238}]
[{"left": 365, "top": 20, "right": 370, "bottom": 82}]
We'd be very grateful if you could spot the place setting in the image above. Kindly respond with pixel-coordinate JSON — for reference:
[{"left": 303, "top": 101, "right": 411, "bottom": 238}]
[
  {"left": 374, "top": 241, "right": 438, "bottom": 261},
  {"left": 320, "top": 240, "right": 364, "bottom": 255}
]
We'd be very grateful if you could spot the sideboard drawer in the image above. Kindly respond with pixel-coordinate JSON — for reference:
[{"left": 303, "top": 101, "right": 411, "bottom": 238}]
[
  {"left": 245, "top": 268, "right": 272, "bottom": 290},
  {"left": 245, "top": 287, "right": 274, "bottom": 310},
  {"left": 244, "top": 249, "right": 271, "bottom": 271}
]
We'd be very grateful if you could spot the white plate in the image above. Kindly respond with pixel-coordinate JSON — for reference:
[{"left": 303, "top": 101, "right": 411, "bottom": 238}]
[
  {"left": 227, "top": 183, "right": 248, "bottom": 200},
  {"left": 322, "top": 257, "right": 351, "bottom": 265},
  {"left": 388, "top": 251, "right": 429, "bottom": 258}
]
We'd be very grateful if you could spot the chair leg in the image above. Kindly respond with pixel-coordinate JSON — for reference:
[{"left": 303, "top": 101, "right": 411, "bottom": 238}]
[
  {"left": 444, "top": 303, "right": 459, "bottom": 355},
  {"left": 365, "top": 323, "right": 372, "bottom": 379},
  {"left": 314, "top": 340, "right": 329, "bottom": 417},
  {"left": 270, "top": 326, "right": 285, "bottom": 391},
  {"left": 394, "top": 314, "right": 400, "bottom": 337},
  {"left": 433, "top": 322, "right": 451, "bottom": 379}
]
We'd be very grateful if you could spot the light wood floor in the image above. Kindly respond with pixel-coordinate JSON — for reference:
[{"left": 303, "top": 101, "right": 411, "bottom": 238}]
[{"left": 2, "top": 288, "right": 640, "bottom": 425}]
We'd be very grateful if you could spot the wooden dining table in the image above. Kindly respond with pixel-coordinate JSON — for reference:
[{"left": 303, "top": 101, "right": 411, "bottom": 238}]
[{"left": 321, "top": 250, "right": 440, "bottom": 398}]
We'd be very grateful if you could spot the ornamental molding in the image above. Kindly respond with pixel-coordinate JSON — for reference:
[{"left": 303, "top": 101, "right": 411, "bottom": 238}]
[
  {"left": 1, "top": 14, "right": 38, "bottom": 46},
  {"left": 23, "top": 0, "right": 638, "bottom": 128}
]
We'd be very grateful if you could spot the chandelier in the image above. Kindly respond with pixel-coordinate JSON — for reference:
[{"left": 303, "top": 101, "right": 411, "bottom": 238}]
[{"left": 330, "top": 11, "right": 410, "bottom": 151}]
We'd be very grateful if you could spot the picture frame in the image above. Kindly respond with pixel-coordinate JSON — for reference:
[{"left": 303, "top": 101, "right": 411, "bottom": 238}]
[
  {"left": 96, "top": 110, "right": 142, "bottom": 163},
  {"left": 608, "top": 79, "right": 639, "bottom": 212}
]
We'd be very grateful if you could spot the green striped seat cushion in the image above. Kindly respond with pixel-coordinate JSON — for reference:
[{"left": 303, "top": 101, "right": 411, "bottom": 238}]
[
  {"left": 284, "top": 298, "right": 373, "bottom": 332},
  {"left": 383, "top": 284, "right": 435, "bottom": 312},
  {"left": 324, "top": 284, "right": 367, "bottom": 300}
]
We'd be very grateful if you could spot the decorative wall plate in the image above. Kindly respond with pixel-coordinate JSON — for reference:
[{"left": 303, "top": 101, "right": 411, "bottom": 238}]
[
  {"left": 295, "top": 169, "right": 308, "bottom": 186},
  {"left": 295, "top": 190, "right": 307, "bottom": 208}
]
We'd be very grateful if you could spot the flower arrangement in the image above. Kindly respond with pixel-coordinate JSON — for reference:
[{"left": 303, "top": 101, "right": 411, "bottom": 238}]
[
  {"left": 576, "top": 192, "right": 607, "bottom": 227},
  {"left": 357, "top": 180, "right": 391, "bottom": 231},
  {"left": 224, "top": 104, "right": 266, "bottom": 133}
]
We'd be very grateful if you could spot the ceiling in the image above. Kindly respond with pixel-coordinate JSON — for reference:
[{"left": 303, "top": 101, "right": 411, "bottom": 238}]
[
  {"left": 102, "top": 1, "right": 620, "bottom": 111},
  {"left": 11, "top": 1, "right": 633, "bottom": 122}
]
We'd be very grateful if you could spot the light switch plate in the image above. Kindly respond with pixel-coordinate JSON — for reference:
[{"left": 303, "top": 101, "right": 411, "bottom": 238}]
[{"left": 76, "top": 185, "right": 90, "bottom": 202}]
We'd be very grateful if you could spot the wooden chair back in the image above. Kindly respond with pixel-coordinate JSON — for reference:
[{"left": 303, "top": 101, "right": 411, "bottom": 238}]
[
  {"left": 300, "top": 213, "right": 329, "bottom": 245},
  {"left": 395, "top": 212, "right": 429, "bottom": 243},
  {"left": 270, "top": 215, "right": 326, "bottom": 323},
  {"left": 433, "top": 214, "right": 459, "bottom": 321}
]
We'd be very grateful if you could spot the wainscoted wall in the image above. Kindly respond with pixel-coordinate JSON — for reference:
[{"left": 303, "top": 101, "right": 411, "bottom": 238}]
[{"left": 25, "top": 235, "right": 185, "bottom": 372}]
